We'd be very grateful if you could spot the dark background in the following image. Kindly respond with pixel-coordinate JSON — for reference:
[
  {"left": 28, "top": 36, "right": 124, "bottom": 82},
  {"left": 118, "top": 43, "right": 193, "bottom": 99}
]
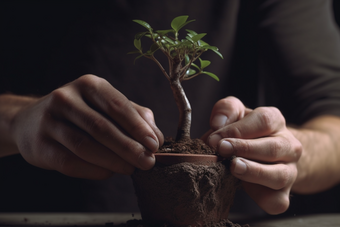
[{"left": 1, "top": 0, "right": 340, "bottom": 215}]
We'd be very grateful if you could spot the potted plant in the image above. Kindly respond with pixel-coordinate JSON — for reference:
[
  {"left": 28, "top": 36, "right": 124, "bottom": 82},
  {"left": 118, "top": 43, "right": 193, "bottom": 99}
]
[{"left": 129, "top": 16, "right": 239, "bottom": 226}]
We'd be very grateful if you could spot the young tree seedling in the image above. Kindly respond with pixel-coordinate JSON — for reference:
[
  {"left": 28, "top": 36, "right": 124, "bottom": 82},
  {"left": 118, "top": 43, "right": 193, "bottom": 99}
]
[{"left": 130, "top": 15, "right": 223, "bottom": 142}]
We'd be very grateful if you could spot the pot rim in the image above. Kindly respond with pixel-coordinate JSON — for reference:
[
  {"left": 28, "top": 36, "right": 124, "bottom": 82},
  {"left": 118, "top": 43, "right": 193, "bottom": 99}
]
[{"left": 154, "top": 153, "right": 223, "bottom": 165}]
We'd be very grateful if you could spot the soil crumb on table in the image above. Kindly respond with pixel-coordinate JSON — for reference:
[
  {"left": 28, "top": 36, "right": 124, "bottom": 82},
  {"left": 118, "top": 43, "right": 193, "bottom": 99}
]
[{"left": 114, "top": 219, "right": 250, "bottom": 227}]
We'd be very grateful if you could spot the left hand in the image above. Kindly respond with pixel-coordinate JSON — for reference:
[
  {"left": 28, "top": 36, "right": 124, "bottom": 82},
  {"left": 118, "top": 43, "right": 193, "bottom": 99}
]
[{"left": 202, "top": 96, "right": 302, "bottom": 215}]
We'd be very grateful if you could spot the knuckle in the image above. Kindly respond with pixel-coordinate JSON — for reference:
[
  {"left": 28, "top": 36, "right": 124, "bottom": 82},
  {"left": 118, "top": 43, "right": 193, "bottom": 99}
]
[
  {"left": 216, "top": 96, "right": 243, "bottom": 113},
  {"left": 139, "top": 106, "right": 154, "bottom": 121},
  {"left": 293, "top": 140, "right": 303, "bottom": 160},
  {"left": 269, "top": 139, "right": 288, "bottom": 161},
  {"left": 69, "top": 134, "right": 87, "bottom": 154},
  {"left": 216, "top": 97, "right": 234, "bottom": 109},
  {"left": 78, "top": 74, "right": 104, "bottom": 86},
  {"left": 77, "top": 74, "right": 109, "bottom": 93},
  {"left": 110, "top": 96, "right": 131, "bottom": 113},
  {"left": 121, "top": 138, "right": 145, "bottom": 154},
  {"left": 107, "top": 95, "right": 131, "bottom": 115},
  {"left": 225, "top": 125, "right": 243, "bottom": 138},
  {"left": 128, "top": 120, "right": 149, "bottom": 136},
  {"left": 143, "top": 107, "right": 154, "bottom": 119},
  {"left": 86, "top": 115, "right": 108, "bottom": 135},
  {"left": 277, "top": 168, "right": 291, "bottom": 189},
  {"left": 49, "top": 88, "right": 72, "bottom": 108},
  {"left": 224, "top": 96, "right": 242, "bottom": 106},
  {"left": 255, "top": 107, "right": 277, "bottom": 132},
  {"left": 233, "top": 140, "right": 251, "bottom": 157},
  {"left": 268, "top": 144, "right": 280, "bottom": 161},
  {"left": 252, "top": 165, "right": 264, "bottom": 179}
]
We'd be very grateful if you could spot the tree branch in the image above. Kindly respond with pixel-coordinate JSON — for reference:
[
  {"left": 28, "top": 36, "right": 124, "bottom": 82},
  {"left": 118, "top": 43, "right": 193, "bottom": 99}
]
[{"left": 150, "top": 55, "right": 170, "bottom": 79}]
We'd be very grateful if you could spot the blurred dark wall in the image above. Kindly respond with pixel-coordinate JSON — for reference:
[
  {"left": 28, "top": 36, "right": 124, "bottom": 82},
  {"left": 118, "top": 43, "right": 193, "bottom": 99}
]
[{"left": 333, "top": 1, "right": 340, "bottom": 26}]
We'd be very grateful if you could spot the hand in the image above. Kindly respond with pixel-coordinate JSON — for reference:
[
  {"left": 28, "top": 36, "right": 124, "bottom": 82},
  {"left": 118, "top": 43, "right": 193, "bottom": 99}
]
[
  {"left": 203, "top": 96, "right": 302, "bottom": 215},
  {"left": 11, "top": 74, "right": 164, "bottom": 179}
]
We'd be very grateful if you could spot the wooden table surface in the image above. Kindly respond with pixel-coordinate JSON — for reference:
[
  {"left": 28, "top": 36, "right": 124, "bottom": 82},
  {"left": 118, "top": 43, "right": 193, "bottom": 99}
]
[{"left": 0, "top": 213, "right": 339, "bottom": 226}]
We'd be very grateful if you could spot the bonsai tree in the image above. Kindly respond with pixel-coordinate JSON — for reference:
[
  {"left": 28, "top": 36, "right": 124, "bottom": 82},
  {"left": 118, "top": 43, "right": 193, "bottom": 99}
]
[{"left": 130, "top": 15, "right": 223, "bottom": 142}]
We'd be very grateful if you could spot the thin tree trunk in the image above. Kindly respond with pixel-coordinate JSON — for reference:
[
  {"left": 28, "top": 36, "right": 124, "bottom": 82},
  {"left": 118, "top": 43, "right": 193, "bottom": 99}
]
[{"left": 169, "top": 61, "right": 192, "bottom": 142}]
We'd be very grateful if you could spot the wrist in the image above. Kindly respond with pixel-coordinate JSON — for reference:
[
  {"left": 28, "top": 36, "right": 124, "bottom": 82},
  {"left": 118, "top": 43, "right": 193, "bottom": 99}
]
[
  {"left": 288, "top": 116, "right": 340, "bottom": 194},
  {"left": 0, "top": 94, "right": 38, "bottom": 157}
]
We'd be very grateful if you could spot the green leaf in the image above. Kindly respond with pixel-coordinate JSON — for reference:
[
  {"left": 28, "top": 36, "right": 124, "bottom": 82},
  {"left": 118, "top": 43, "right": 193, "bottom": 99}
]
[
  {"left": 198, "top": 40, "right": 209, "bottom": 46},
  {"left": 134, "top": 39, "right": 142, "bottom": 51},
  {"left": 191, "top": 33, "right": 207, "bottom": 42},
  {"left": 180, "top": 39, "right": 192, "bottom": 46},
  {"left": 171, "top": 15, "right": 188, "bottom": 32},
  {"left": 186, "top": 68, "right": 196, "bottom": 76},
  {"left": 185, "top": 36, "right": 194, "bottom": 43},
  {"left": 135, "top": 31, "right": 148, "bottom": 40},
  {"left": 177, "top": 20, "right": 195, "bottom": 32},
  {"left": 185, "top": 54, "right": 190, "bottom": 65},
  {"left": 149, "top": 43, "right": 159, "bottom": 53},
  {"left": 202, "top": 45, "right": 224, "bottom": 59},
  {"left": 199, "top": 58, "right": 211, "bottom": 70},
  {"left": 177, "top": 40, "right": 192, "bottom": 49},
  {"left": 162, "top": 36, "right": 175, "bottom": 45},
  {"left": 145, "top": 33, "right": 159, "bottom": 40},
  {"left": 127, "top": 50, "right": 140, "bottom": 55},
  {"left": 134, "top": 54, "right": 144, "bottom": 64},
  {"left": 133, "top": 19, "right": 152, "bottom": 31},
  {"left": 145, "top": 50, "right": 153, "bottom": 56},
  {"left": 191, "top": 63, "right": 200, "bottom": 70},
  {"left": 156, "top": 29, "right": 175, "bottom": 36},
  {"left": 202, "top": 71, "right": 220, "bottom": 81},
  {"left": 186, "top": 29, "right": 198, "bottom": 37}
]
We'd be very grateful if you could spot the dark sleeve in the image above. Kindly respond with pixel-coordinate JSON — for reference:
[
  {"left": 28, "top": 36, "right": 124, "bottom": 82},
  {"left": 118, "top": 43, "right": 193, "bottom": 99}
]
[{"left": 257, "top": 0, "right": 340, "bottom": 124}]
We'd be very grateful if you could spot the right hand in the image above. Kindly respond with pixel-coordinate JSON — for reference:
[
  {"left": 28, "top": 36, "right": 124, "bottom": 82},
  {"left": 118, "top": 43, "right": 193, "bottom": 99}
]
[{"left": 11, "top": 74, "right": 164, "bottom": 179}]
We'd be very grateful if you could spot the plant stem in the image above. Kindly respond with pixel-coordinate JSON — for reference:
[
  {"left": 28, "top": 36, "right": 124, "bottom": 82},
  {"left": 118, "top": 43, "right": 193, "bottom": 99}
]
[{"left": 170, "top": 61, "right": 191, "bottom": 141}]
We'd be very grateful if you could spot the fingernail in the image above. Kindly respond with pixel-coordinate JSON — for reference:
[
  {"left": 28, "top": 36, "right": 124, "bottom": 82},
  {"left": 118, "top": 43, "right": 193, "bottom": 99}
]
[
  {"left": 211, "top": 114, "right": 228, "bottom": 130},
  {"left": 138, "top": 151, "right": 155, "bottom": 170},
  {"left": 234, "top": 159, "right": 247, "bottom": 175},
  {"left": 208, "top": 134, "right": 222, "bottom": 149},
  {"left": 218, "top": 141, "right": 233, "bottom": 156},
  {"left": 143, "top": 136, "right": 158, "bottom": 152}
]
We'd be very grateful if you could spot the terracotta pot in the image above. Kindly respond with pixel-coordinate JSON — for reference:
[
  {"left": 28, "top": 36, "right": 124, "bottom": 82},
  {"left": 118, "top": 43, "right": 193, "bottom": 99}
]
[
  {"left": 131, "top": 153, "right": 239, "bottom": 226},
  {"left": 154, "top": 153, "right": 223, "bottom": 166}
]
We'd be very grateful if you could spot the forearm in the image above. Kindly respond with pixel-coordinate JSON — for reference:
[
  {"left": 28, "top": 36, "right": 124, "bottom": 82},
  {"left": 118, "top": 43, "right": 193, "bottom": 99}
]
[
  {"left": 0, "top": 94, "right": 38, "bottom": 158},
  {"left": 289, "top": 115, "right": 340, "bottom": 194}
]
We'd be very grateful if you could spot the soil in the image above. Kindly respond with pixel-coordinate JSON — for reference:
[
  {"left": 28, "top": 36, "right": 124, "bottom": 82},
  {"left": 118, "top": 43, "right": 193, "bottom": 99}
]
[
  {"left": 128, "top": 137, "right": 247, "bottom": 227},
  {"left": 158, "top": 137, "right": 215, "bottom": 155}
]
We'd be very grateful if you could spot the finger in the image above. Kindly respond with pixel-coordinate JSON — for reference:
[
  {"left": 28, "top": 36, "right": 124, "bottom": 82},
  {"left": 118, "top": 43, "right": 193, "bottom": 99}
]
[
  {"left": 48, "top": 88, "right": 155, "bottom": 170},
  {"left": 230, "top": 157, "right": 296, "bottom": 190},
  {"left": 209, "top": 96, "right": 252, "bottom": 130},
  {"left": 46, "top": 117, "right": 135, "bottom": 175},
  {"left": 242, "top": 182, "right": 290, "bottom": 215},
  {"left": 131, "top": 102, "right": 164, "bottom": 146},
  {"left": 37, "top": 139, "right": 114, "bottom": 180},
  {"left": 208, "top": 107, "right": 285, "bottom": 149},
  {"left": 76, "top": 75, "right": 159, "bottom": 152},
  {"left": 216, "top": 135, "right": 301, "bottom": 162}
]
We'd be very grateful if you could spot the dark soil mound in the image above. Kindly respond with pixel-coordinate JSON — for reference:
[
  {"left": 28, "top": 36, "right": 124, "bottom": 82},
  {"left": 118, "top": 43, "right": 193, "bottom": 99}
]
[{"left": 158, "top": 137, "right": 215, "bottom": 155}]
